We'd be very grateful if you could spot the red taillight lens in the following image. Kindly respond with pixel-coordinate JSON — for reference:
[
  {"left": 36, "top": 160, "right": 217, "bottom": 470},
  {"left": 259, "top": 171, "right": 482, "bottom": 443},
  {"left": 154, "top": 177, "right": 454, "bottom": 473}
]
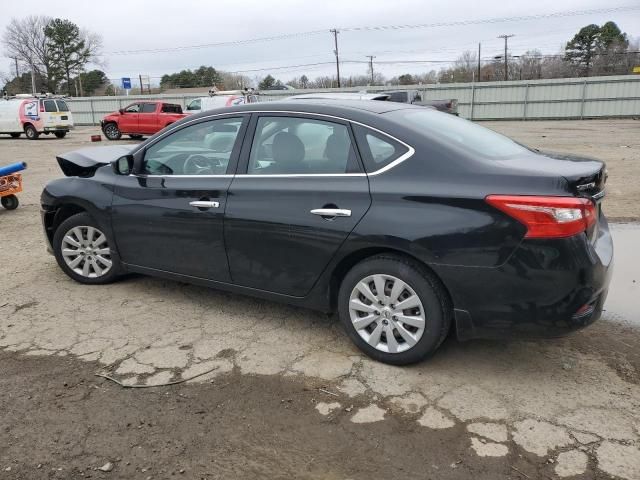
[
  {"left": 486, "top": 195, "right": 596, "bottom": 238},
  {"left": 39, "top": 101, "right": 44, "bottom": 112}
]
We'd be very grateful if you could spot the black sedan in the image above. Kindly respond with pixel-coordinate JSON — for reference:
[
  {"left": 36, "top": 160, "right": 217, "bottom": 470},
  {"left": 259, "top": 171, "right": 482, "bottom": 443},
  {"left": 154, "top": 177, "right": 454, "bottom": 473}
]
[{"left": 41, "top": 100, "right": 613, "bottom": 365}]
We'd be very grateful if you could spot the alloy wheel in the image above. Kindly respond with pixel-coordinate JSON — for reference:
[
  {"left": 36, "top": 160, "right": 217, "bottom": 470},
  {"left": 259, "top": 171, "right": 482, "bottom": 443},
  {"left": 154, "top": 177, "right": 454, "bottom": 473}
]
[
  {"left": 104, "top": 124, "right": 120, "bottom": 140},
  {"left": 349, "top": 274, "right": 426, "bottom": 353},
  {"left": 61, "top": 225, "right": 113, "bottom": 278}
]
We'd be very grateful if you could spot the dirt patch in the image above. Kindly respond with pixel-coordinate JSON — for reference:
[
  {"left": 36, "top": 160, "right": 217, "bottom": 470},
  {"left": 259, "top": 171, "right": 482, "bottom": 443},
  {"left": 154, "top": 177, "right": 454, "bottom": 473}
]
[{"left": 0, "top": 350, "right": 553, "bottom": 480}]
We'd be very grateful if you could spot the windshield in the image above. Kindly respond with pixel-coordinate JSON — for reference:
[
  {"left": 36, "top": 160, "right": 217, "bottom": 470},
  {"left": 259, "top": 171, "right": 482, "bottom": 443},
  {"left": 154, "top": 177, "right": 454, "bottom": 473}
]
[{"left": 388, "top": 109, "right": 529, "bottom": 159}]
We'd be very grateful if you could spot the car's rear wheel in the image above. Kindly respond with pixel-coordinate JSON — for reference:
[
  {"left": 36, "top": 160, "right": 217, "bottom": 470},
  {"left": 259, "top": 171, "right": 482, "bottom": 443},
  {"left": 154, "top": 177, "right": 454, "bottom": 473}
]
[
  {"left": 54, "top": 131, "right": 67, "bottom": 139},
  {"left": 24, "top": 124, "right": 39, "bottom": 140},
  {"left": 52, "top": 212, "right": 121, "bottom": 284},
  {"left": 338, "top": 254, "right": 451, "bottom": 365},
  {"left": 103, "top": 122, "right": 122, "bottom": 140}
]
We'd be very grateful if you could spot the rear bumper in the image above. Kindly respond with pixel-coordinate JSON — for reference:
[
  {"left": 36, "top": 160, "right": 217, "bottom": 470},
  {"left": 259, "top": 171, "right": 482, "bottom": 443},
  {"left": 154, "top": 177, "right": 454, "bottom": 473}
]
[
  {"left": 43, "top": 126, "right": 73, "bottom": 132},
  {"left": 437, "top": 215, "right": 613, "bottom": 340}
]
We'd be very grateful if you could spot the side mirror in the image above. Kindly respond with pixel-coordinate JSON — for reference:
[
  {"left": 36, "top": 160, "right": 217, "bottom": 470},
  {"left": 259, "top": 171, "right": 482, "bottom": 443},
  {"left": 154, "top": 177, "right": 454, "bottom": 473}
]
[
  {"left": 113, "top": 155, "right": 134, "bottom": 175},
  {"left": 119, "top": 108, "right": 125, "bottom": 114}
]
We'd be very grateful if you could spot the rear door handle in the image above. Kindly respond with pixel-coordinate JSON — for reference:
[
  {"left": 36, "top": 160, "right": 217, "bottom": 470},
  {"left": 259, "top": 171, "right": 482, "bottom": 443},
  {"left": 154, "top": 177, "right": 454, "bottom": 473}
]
[
  {"left": 190, "top": 201, "right": 220, "bottom": 209},
  {"left": 310, "top": 208, "right": 351, "bottom": 217}
]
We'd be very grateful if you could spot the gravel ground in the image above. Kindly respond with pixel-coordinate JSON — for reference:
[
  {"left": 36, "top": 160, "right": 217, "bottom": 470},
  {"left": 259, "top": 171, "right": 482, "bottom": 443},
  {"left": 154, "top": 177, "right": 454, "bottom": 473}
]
[{"left": 0, "top": 120, "right": 639, "bottom": 479}]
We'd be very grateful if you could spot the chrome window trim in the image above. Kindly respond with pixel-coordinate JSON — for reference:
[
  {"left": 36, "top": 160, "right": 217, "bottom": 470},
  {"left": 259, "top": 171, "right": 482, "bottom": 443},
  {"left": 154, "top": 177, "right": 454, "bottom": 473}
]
[{"left": 135, "top": 110, "right": 415, "bottom": 179}]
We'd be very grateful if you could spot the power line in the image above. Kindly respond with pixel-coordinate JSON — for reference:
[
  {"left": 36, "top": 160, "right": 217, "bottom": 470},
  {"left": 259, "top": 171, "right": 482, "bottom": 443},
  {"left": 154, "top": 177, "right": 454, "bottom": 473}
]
[{"left": 104, "top": 5, "right": 640, "bottom": 56}]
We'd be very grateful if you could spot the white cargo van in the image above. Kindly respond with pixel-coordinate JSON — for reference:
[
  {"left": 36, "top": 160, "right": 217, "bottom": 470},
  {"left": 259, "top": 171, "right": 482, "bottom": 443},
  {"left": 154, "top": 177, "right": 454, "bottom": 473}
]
[
  {"left": 0, "top": 94, "right": 74, "bottom": 139},
  {"left": 184, "top": 90, "right": 259, "bottom": 115}
]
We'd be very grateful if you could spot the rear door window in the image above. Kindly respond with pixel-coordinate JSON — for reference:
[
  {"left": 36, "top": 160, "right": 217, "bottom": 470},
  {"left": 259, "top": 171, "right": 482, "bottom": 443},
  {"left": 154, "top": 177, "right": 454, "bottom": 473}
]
[
  {"left": 352, "top": 125, "right": 409, "bottom": 173},
  {"left": 140, "top": 103, "right": 156, "bottom": 113},
  {"left": 247, "top": 116, "right": 360, "bottom": 175},
  {"left": 43, "top": 100, "right": 57, "bottom": 112},
  {"left": 56, "top": 100, "right": 69, "bottom": 112}
]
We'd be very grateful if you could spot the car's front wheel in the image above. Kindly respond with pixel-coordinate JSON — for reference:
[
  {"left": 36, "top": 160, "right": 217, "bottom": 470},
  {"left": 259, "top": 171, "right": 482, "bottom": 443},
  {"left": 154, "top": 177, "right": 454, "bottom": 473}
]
[
  {"left": 338, "top": 254, "right": 451, "bottom": 365},
  {"left": 52, "top": 212, "right": 121, "bottom": 284},
  {"left": 103, "top": 122, "right": 122, "bottom": 140}
]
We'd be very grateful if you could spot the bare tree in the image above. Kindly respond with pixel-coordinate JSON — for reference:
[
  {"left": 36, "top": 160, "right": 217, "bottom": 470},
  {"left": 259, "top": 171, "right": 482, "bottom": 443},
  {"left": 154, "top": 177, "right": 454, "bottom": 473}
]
[{"left": 2, "top": 15, "right": 54, "bottom": 90}]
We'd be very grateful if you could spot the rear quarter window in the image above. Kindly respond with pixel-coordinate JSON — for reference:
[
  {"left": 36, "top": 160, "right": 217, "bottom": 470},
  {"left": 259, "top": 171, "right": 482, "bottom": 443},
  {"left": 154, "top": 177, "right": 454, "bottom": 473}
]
[
  {"left": 352, "top": 124, "right": 409, "bottom": 173},
  {"left": 56, "top": 100, "right": 69, "bottom": 112}
]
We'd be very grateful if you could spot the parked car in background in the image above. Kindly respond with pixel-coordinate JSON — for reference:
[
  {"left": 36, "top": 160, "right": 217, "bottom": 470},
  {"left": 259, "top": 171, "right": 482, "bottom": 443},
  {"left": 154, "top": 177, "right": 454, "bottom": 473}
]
[
  {"left": 289, "top": 92, "right": 391, "bottom": 101},
  {"left": 41, "top": 100, "right": 611, "bottom": 365},
  {"left": 262, "top": 84, "right": 295, "bottom": 91},
  {"left": 101, "top": 101, "right": 186, "bottom": 140},
  {"left": 382, "top": 90, "right": 459, "bottom": 115},
  {"left": 185, "top": 90, "right": 259, "bottom": 115},
  {"left": 0, "top": 94, "right": 73, "bottom": 139}
]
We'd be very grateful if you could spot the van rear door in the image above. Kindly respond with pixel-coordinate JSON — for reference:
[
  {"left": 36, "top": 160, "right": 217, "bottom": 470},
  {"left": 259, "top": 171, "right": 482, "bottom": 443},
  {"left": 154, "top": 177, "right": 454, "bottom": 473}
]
[{"left": 40, "top": 99, "right": 73, "bottom": 130}]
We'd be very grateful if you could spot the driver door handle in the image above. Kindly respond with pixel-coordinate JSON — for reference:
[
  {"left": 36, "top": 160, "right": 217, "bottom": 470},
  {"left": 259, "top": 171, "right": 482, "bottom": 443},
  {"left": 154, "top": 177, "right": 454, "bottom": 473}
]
[
  {"left": 310, "top": 208, "right": 351, "bottom": 217},
  {"left": 189, "top": 201, "right": 219, "bottom": 209}
]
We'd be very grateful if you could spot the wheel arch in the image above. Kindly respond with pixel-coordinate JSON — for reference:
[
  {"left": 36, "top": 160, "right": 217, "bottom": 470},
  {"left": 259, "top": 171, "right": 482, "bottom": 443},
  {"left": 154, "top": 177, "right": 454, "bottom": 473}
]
[
  {"left": 43, "top": 203, "right": 88, "bottom": 244},
  {"left": 328, "top": 247, "right": 455, "bottom": 316}
]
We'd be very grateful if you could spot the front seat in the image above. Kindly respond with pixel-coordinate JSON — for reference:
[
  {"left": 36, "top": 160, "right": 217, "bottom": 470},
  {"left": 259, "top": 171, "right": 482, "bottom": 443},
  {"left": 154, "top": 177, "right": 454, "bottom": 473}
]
[{"left": 267, "top": 132, "right": 306, "bottom": 173}]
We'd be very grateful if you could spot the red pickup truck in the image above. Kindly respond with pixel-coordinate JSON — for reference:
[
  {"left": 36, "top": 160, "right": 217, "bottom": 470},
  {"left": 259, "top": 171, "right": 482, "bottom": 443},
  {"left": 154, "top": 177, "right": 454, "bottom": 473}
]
[{"left": 101, "top": 101, "right": 187, "bottom": 140}]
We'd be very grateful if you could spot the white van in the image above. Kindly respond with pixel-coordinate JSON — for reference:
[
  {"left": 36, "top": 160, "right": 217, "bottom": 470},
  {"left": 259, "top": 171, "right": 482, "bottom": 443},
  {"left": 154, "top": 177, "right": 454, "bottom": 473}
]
[
  {"left": 184, "top": 90, "right": 259, "bottom": 115},
  {"left": 0, "top": 94, "right": 74, "bottom": 139}
]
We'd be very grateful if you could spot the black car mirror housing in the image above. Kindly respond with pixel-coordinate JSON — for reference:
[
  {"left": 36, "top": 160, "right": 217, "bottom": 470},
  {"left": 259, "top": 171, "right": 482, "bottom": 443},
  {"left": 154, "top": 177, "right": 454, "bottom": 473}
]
[{"left": 113, "top": 155, "right": 134, "bottom": 175}]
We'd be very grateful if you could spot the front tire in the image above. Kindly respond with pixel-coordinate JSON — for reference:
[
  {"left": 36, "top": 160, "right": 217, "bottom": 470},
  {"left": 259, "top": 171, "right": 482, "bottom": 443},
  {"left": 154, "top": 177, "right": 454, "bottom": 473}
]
[
  {"left": 103, "top": 122, "right": 122, "bottom": 140},
  {"left": 24, "top": 124, "right": 39, "bottom": 140},
  {"left": 338, "top": 254, "right": 451, "bottom": 365},
  {"left": 52, "top": 212, "right": 121, "bottom": 284},
  {"left": 54, "top": 131, "right": 67, "bottom": 139}
]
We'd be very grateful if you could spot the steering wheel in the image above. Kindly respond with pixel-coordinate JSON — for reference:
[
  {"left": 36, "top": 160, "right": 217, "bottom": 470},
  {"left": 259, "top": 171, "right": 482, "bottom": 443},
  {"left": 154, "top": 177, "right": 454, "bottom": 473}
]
[{"left": 183, "top": 155, "right": 219, "bottom": 175}]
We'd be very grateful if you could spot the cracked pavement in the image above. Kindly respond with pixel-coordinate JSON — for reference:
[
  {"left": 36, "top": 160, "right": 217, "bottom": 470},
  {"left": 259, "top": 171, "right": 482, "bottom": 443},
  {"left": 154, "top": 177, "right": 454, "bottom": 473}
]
[{"left": 1, "top": 123, "right": 640, "bottom": 479}]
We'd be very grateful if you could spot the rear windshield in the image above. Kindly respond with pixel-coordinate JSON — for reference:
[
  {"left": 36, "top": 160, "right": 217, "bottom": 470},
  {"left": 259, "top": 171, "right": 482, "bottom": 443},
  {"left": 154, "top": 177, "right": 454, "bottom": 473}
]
[
  {"left": 387, "top": 109, "right": 529, "bottom": 159},
  {"left": 56, "top": 100, "right": 69, "bottom": 112},
  {"left": 42, "top": 99, "right": 57, "bottom": 112}
]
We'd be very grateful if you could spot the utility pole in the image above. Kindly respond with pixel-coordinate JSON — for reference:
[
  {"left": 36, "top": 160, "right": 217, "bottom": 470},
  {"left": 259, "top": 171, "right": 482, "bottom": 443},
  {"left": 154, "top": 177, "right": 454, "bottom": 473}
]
[
  {"left": 330, "top": 29, "right": 341, "bottom": 88},
  {"left": 477, "top": 43, "right": 481, "bottom": 82},
  {"left": 78, "top": 72, "right": 84, "bottom": 97},
  {"left": 139, "top": 74, "right": 144, "bottom": 95},
  {"left": 498, "top": 34, "right": 514, "bottom": 81},
  {"left": 366, "top": 55, "right": 376, "bottom": 84},
  {"left": 30, "top": 66, "right": 37, "bottom": 95}
]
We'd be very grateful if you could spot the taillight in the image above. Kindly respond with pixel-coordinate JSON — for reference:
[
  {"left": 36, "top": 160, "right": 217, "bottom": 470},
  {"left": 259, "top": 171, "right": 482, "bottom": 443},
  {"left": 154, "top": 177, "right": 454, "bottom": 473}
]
[
  {"left": 39, "top": 101, "right": 44, "bottom": 112},
  {"left": 486, "top": 195, "right": 596, "bottom": 238}
]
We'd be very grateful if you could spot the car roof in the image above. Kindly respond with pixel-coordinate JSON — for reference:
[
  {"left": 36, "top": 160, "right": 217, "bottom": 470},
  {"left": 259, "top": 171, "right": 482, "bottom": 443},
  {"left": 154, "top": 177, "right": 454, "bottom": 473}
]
[
  {"left": 288, "top": 92, "right": 390, "bottom": 101},
  {"left": 188, "top": 99, "right": 417, "bottom": 120}
]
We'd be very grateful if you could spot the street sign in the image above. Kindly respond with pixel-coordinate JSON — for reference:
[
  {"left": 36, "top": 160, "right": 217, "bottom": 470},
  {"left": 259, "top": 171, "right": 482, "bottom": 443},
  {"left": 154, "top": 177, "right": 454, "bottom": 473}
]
[{"left": 121, "top": 77, "right": 132, "bottom": 89}]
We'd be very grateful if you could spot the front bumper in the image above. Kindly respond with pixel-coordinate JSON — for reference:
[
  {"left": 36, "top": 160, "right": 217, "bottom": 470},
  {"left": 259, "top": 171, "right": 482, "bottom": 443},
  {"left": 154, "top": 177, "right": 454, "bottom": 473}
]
[
  {"left": 438, "top": 214, "right": 613, "bottom": 340},
  {"left": 41, "top": 207, "right": 55, "bottom": 254}
]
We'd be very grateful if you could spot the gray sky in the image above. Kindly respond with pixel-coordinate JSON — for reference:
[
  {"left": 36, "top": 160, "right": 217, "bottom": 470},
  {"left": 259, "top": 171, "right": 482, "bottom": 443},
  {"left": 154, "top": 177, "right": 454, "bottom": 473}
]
[{"left": 1, "top": 0, "right": 639, "bottom": 86}]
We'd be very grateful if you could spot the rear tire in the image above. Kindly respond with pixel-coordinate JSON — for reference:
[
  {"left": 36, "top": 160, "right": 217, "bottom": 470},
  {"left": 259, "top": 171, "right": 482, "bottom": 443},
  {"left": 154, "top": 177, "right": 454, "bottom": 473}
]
[
  {"left": 9, "top": 133, "right": 20, "bottom": 138},
  {"left": 103, "top": 122, "right": 122, "bottom": 140},
  {"left": 54, "top": 131, "right": 67, "bottom": 139},
  {"left": 52, "top": 212, "right": 121, "bottom": 285},
  {"left": 338, "top": 254, "right": 452, "bottom": 365},
  {"left": 24, "top": 124, "right": 39, "bottom": 140},
  {"left": 1, "top": 195, "right": 19, "bottom": 210}
]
